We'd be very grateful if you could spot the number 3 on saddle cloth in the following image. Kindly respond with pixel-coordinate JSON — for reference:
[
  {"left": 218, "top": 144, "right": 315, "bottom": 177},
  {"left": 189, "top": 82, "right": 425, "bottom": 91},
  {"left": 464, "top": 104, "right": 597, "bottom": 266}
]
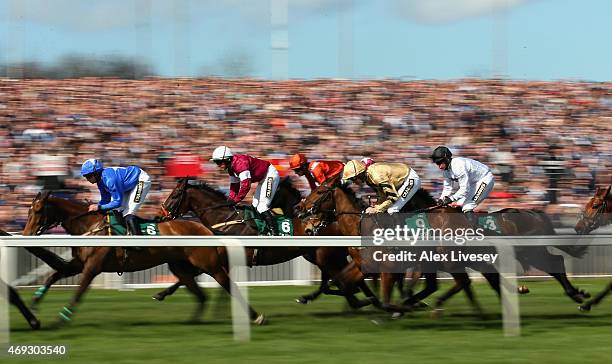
[
  {"left": 241, "top": 206, "right": 294, "bottom": 236},
  {"left": 106, "top": 212, "right": 160, "bottom": 274}
]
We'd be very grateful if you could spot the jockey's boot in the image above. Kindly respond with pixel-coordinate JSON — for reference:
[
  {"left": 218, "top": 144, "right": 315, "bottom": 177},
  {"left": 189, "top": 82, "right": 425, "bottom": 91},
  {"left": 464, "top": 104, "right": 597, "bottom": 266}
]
[
  {"left": 125, "top": 214, "right": 142, "bottom": 236},
  {"left": 262, "top": 210, "right": 280, "bottom": 236},
  {"left": 464, "top": 210, "right": 479, "bottom": 229}
]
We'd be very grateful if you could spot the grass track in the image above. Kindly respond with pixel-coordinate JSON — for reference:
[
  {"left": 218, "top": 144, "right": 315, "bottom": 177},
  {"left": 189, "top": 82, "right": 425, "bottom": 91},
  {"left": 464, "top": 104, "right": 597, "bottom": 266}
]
[{"left": 3, "top": 278, "right": 612, "bottom": 364}]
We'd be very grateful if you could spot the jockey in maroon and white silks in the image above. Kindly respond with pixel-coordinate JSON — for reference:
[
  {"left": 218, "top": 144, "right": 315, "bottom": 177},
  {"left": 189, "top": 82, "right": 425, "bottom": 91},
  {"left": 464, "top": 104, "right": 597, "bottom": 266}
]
[
  {"left": 211, "top": 146, "right": 281, "bottom": 234},
  {"left": 228, "top": 154, "right": 280, "bottom": 211}
]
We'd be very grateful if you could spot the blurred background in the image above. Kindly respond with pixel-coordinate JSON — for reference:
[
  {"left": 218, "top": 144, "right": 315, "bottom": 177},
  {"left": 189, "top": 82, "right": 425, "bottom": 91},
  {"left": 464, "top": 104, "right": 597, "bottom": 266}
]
[{"left": 0, "top": 0, "right": 610, "bottom": 284}]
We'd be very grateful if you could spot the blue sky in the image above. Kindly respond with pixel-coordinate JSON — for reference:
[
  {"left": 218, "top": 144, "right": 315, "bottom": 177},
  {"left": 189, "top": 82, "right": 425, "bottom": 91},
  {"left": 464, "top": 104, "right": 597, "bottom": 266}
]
[{"left": 1, "top": 0, "right": 610, "bottom": 80}]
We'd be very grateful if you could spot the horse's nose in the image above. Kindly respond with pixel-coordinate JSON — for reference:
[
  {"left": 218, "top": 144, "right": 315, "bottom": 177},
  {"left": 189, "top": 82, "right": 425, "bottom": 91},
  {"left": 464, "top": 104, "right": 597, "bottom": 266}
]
[{"left": 305, "top": 228, "right": 313, "bottom": 236}]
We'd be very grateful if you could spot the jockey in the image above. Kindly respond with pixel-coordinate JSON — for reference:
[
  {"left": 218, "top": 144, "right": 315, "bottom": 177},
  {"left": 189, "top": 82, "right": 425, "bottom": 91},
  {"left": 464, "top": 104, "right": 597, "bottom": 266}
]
[
  {"left": 342, "top": 160, "right": 421, "bottom": 214},
  {"left": 81, "top": 158, "right": 152, "bottom": 235},
  {"left": 430, "top": 146, "right": 495, "bottom": 222},
  {"left": 289, "top": 153, "right": 344, "bottom": 191},
  {"left": 211, "top": 146, "right": 281, "bottom": 235}
]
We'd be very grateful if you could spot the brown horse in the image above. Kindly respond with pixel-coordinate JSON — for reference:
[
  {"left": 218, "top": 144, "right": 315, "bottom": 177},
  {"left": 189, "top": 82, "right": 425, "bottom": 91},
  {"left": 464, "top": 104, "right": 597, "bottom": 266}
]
[
  {"left": 576, "top": 185, "right": 611, "bottom": 311},
  {"left": 1, "top": 229, "right": 40, "bottom": 329},
  {"left": 158, "top": 177, "right": 379, "bottom": 309},
  {"left": 297, "top": 177, "right": 499, "bottom": 315},
  {"left": 300, "top": 176, "right": 591, "bottom": 310},
  {"left": 22, "top": 191, "right": 264, "bottom": 325}
]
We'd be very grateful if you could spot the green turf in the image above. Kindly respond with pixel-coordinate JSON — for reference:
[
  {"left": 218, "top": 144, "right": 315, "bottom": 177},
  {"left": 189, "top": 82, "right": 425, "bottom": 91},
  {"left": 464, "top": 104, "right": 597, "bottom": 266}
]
[{"left": 3, "top": 278, "right": 612, "bottom": 364}]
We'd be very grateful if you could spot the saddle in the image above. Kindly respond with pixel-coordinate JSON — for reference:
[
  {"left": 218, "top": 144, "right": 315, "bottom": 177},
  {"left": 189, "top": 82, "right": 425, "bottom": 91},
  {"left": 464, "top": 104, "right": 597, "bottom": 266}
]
[
  {"left": 232, "top": 205, "right": 293, "bottom": 236},
  {"left": 106, "top": 212, "right": 159, "bottom": 236}
]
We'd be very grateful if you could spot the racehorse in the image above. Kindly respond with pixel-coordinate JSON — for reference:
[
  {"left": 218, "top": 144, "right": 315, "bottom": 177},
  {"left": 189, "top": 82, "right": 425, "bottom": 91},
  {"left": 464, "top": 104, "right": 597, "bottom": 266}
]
[
  {"left": 299, "top": 175, "right": 591, "bottom": 310},
  {"left": 297, "top": 176, "right": 500, "bottom": 315},
  {"left": 0, "top": 229, "right": 40, "bottom": 329},
  {"left": 158, "top": 177, "right": 380, "bottom": 309},
  {"left": 22, "top": 191, "right": 264, "bottom": 325},
  {"left": 575, "top": 185, "right": 611, "bottom": 311}
]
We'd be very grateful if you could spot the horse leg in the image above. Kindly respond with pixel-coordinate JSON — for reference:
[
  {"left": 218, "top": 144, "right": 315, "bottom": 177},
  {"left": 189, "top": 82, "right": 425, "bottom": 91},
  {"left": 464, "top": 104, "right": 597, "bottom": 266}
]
[
  {"left": 402, "top": 272, "right": 438, "bottom": 307},
  {"left": 296, "top": 270, "right": 330, "bottom": 304},
  {"left": 31, "top": 259, "right": 83, "bottom": 309},
  {"left": 25, "top": 247, "right": 71, "bottom": 272},
  {"left": 403, "top": 270, "right": 422, "bottom": 300},
  {"left": 437, "top": 272, "right": 485, "bottom": 318},
  {"left": 481, "top": 272, "right": 501, "bottom": 297},
  {"left": 579, "top": 282, "right": 612, "bottom": 312},
  {"left": 5, "top": 282, "right": 40, "bottom": 330},
  {"left": 528, "top": 250, "right": 589, "bottom": 302},
  {"left": 213, "top": 268, "right": 264, "bottom": 324},
  {"left": 56, "top": 248, "right": 110, "bottom": 325},
  {"left": 167, "top": 263, "right": 207, "bottom": 321},
  {"left": 152, "top": 282, "right": 183, "bottom": 301},
  {"left": 334, "top": 262, "right": 380, "bottom": 309}
]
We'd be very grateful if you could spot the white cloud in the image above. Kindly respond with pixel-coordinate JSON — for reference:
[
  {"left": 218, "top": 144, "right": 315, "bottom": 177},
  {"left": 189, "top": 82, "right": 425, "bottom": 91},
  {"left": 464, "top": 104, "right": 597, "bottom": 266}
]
[{"left": 393, "top": 0, "right": 529, "bottom": 23}]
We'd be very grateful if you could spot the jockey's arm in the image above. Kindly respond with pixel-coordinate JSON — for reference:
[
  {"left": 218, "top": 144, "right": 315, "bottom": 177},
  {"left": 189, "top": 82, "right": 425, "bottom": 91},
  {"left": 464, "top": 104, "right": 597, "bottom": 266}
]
[
  {"left": 98, "top": 181, "right": 122, "bottom": 211},
  {"left": 440, "top": 177, "right": 454, "bottom": 199},
  {"left": 228, "top": 176, "right": 240, "bottom": 201},
  {"left": 233, "top": 170, "right": 252, "bottom": 202},
  {"left": 450, "top": 167, "right": 469, "bottom": 202},
  {"left": 374, "top": 179, "right": 399, "bottom": 213}
]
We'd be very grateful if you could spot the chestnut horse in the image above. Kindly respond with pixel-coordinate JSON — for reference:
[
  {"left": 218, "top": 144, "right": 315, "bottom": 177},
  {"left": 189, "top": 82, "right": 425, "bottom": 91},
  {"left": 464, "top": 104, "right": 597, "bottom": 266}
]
[
  {"left": 158, "top": 177, "right": 378, "bottom": 309},
  {"left": 22, "top": 191, "right": 264, "bottom": 325},
  {"left": 575, "top": 185, "right": 611, "bottom": 311}
]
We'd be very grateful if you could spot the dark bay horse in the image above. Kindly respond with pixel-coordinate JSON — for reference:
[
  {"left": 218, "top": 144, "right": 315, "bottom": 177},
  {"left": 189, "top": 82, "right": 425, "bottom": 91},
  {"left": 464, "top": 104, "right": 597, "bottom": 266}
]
[
  {"left": 1, "top": 229, "right": 40, "bottom": 329},
  {"left": 300, "top": 176, "right": 591, "bottom": 310},
  {"left": 575, "top": 185, "right": 611, "bottom": 311},
  {"left": 158, "top": 177, "right": 378, "bottom": 309},
  {"left": 23, "top": 191, "right": 264, "bottom": 325}
]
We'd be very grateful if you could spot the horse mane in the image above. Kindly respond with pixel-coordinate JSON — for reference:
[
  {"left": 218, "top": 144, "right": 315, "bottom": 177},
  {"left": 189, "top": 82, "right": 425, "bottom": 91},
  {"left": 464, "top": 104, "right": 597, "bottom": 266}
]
[
  {"left": 338, "top": 183, "right": 368, "bottom": 210},
  {"left": 278, "top": 177, "right": 303, "bottom": 200},
  {"left": 188, "top": 180, "right": 228, "bottom": 200}
]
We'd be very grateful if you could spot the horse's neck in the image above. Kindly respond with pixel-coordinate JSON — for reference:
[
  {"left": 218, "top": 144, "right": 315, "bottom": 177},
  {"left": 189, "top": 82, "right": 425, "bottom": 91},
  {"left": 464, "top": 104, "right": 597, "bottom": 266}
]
[
  {"left": 191, "top": 190, "right": 239, "bottom": 225},
  {"left": 52, "top": 199, "right": 99, "bottom": 235},
  {"left": 274, "top": 186, "right": 299, "bottom": 217},
  {"left": 335, "top": 189, "right": 362, "bottom": 236}
]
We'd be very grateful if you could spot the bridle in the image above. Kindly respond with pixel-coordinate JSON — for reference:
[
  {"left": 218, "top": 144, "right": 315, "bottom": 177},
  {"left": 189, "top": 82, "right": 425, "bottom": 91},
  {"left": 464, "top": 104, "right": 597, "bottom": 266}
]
[
  {"left": 31, "top": 196, "right": 98, "bottom": 236},
  {"left": 298, "top": 185, "right": 363, "bottom": 235},
  {"left": 578, "top": 197, "right": 609, "bottom": 233}
]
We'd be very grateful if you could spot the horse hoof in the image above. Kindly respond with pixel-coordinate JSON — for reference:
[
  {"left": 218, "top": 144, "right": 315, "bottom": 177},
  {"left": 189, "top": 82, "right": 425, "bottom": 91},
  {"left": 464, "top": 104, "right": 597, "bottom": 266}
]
[
  {"left": 295, "top": 297, "right": 308, "bottom": 304},
  {"left": 391, "top": 312, "right": 403, "bottom": 320},
  {"left": 152, "top": 294, "right": 165, "bottom": 301},
  {"left": 518, "top": 285, "right": 530, "bottom": 294},
  {"left": 579, "top": 304, "right": 591, "bottom": 312},
  {"left": 29, "top": 319, "right": 41, "bottom": 330},
  {"left": 253, "top": 314, "right": 266, "bottom": 325},
  {"left": 430, "top": 308, "right": 444, "bottom": 319}
]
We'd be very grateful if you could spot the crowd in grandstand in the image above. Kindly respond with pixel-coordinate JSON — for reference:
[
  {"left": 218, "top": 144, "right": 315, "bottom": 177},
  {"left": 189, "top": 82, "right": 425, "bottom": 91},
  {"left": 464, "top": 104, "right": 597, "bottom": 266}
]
[{"left": 0, "top": 77, "right": 610, "bottom": 230}]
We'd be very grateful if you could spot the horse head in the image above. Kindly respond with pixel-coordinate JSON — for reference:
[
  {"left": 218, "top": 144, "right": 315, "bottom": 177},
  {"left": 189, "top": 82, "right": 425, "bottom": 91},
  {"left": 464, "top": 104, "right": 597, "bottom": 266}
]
[
  {"left": 23, "top": 191, "right": 60, "bottom": 236},
  {"left": 575, "top": 185, "right": 611, "bottom": 235},
  {"left": 298, "top": 176, "right": 363, "bottom": 235},
  {"left": 161, "top": 177, "right": 191, "bottom": 219}
]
